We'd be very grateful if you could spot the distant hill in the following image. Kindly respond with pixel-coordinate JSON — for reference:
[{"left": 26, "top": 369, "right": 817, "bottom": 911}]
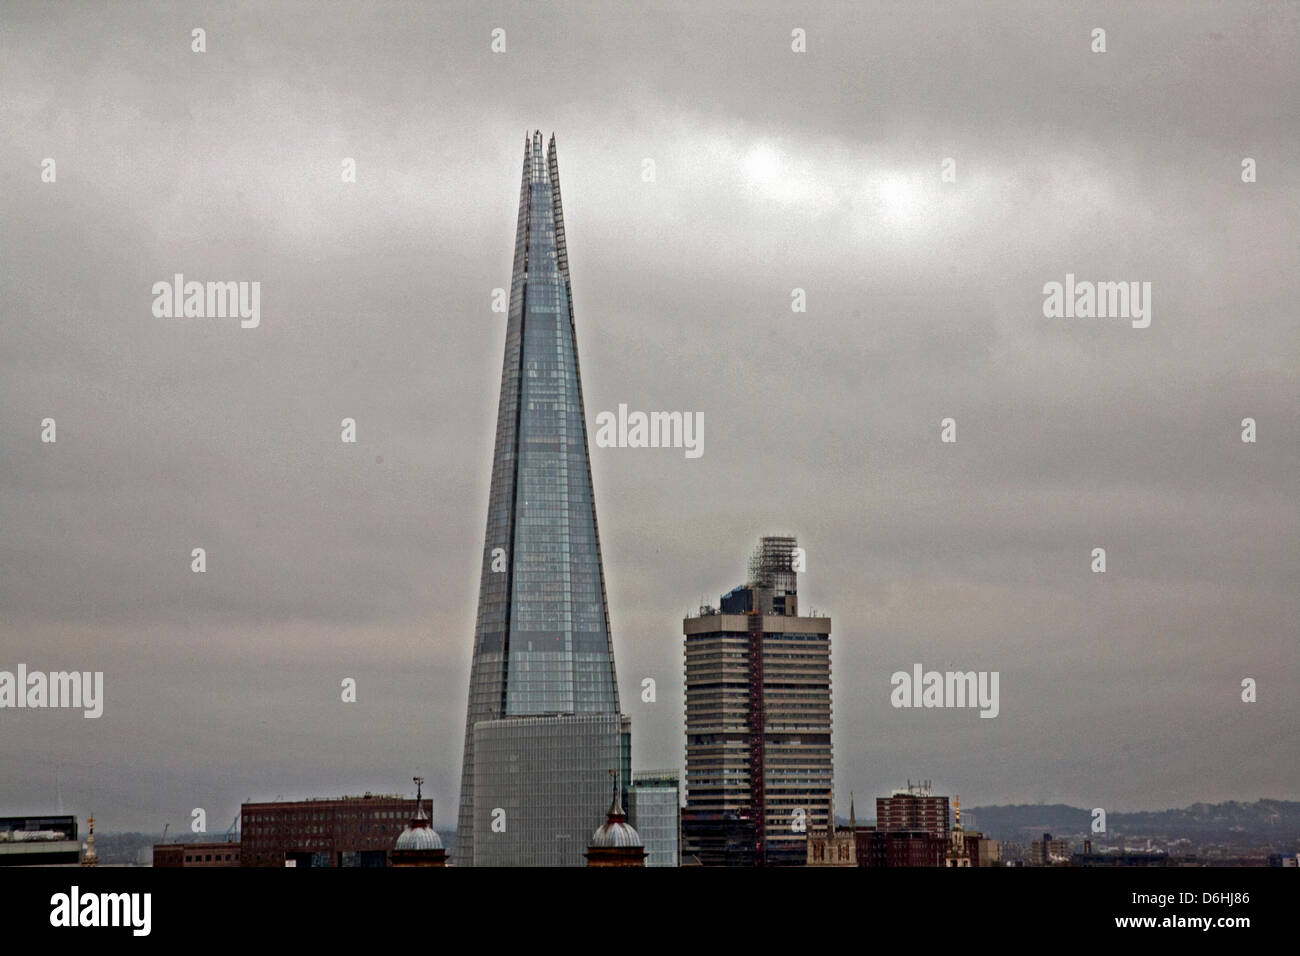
[{"left": 965, "top": 799, "right": 1300, "bottom": 844}]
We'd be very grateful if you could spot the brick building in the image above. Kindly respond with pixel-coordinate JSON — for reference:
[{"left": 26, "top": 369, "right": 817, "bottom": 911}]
[
  {"left": 855, "top": 827, "right": 948, "bottom": 867},
  {"left": 876, "top": 781, "right": 950, "bottom": 842},
  {"left": 240, "top": 794, "right": 429, "bottom": 867},
  {"left": 153, "top": 841, "right": 240, "bottom": 867}
]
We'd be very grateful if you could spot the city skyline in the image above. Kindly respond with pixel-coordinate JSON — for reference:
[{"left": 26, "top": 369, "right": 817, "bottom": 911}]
[{"left": 2, "top": 1, "right": 1297, "bottom": 834}]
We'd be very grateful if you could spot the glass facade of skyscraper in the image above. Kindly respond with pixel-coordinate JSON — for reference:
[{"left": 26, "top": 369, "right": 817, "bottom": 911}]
[
  {"left": 473, "top": 714, "right": 625, "bottom": 867},
  {"left": 629, "top": 773, "right": 681, "bottom": 867},
  {"left": 456, "top": 132, "right": 623, "bottom": 865}
]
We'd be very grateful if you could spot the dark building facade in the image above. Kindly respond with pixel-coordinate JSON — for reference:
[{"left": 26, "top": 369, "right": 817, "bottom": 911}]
[
  {"left": 153, "top": 841, "right": 240, "bottom": 867},
  {"left": 240, "top": 795, "right": 429, "bottom": 867},
  {"left": 855, "top": 827, "right": 948, "bottom": 868},
  {"left": 853, "top": 782, "right": 954, "bottom": 867},
  {"left": 456, "top": 131, "right": 626, "bottom": 866},
  {"left": 683, "top": 536, "right": 833, "bottom": 866},
  {"left": 1072, "top": 850, "right": 1170, "bottom": 867},
  {"left": 957, "top": 829, "right": 1000, "bottom": 867},
  {"left": 1030, "top": 832, "right": 1073, "bottom": 866}
]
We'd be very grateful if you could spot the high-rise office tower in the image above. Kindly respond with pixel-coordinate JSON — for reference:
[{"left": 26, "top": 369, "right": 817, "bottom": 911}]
[
  {"left": 455, "top": 132, "right": 626, "bottom": 866},
  {"left": 682, "top": 535, "right": 834, "bottom": 866}
]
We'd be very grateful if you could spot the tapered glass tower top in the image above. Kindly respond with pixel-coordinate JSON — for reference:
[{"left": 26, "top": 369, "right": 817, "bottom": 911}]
[{"left": 456, "top": 132, "right": 620, "bottom": 862}]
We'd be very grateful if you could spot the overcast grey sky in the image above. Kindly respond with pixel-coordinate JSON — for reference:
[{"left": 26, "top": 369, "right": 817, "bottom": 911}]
[{"left": 2, "top": 1, "right": 1296, "bottom": 833}]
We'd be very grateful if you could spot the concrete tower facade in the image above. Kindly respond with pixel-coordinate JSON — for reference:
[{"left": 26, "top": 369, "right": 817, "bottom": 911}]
[{"left": 682, "top": 536, "right": 834, "bottom": 866}]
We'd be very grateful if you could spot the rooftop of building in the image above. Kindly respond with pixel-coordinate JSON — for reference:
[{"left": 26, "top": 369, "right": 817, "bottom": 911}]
[
  {"left": 632, "top": 770, "right": 680, "bottom": 784},
  {"left": 243, "top": 793, "right": 410, "bottom": 807},
  {"left": 686, "top": 533, "right": 828, "bottom": 620},
  {"left": 685, "top": 605, "right": 829, "bottom": 621},
  {"left": 888, "top": 781, "right": 938, "bottom": 798}
]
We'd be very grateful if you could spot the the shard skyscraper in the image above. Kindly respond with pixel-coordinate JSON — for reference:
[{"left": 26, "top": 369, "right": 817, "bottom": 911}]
[{"left": 455, "top": 132, "right": 627, "bottom": 866}]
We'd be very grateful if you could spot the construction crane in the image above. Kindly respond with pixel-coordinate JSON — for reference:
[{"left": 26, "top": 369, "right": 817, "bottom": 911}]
[
  {"left": 225, "top": 809, "right": 241, "bottom": 843},
  {"left": 159, "top": 823, "right": 169, "bottom": 844}
]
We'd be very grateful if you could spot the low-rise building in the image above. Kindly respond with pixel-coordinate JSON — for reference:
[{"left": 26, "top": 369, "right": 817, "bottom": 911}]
[
  {"left": 807, "top": 794, "right": 857, "bottom": 866},
  {"left": 153, "top": 841, "right": 241, "bottom": 867},
  {"left": 855, "top": 827, "right": 947, "bottom": 867},
  {"left": 0, "top": 815, "right": 80, "bottom": 867},
  {"left": 241, "top": 793, "right": 429, "bottom": 867}
]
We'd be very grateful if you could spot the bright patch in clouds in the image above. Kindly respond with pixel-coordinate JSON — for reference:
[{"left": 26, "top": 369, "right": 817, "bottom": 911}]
[
  {"left": 732, "top": 136, "right": 979, "bottom": 239},
  {"left": 870, "top": 171, "right": 933, "bottom": 229},
  {"left": 665, "top": 128, "right": 1021, "bottom": 256},
  {"left": 742, "top": 143, "right": 780, "bottom": 181},
  {"left": 739, "top": 141, "right": 838, "bottom": 210}
]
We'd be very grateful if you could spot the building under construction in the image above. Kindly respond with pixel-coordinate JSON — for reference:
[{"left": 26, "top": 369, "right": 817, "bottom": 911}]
[{"left": 682, "top": 535, "right": 833, "bottom": 866}]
